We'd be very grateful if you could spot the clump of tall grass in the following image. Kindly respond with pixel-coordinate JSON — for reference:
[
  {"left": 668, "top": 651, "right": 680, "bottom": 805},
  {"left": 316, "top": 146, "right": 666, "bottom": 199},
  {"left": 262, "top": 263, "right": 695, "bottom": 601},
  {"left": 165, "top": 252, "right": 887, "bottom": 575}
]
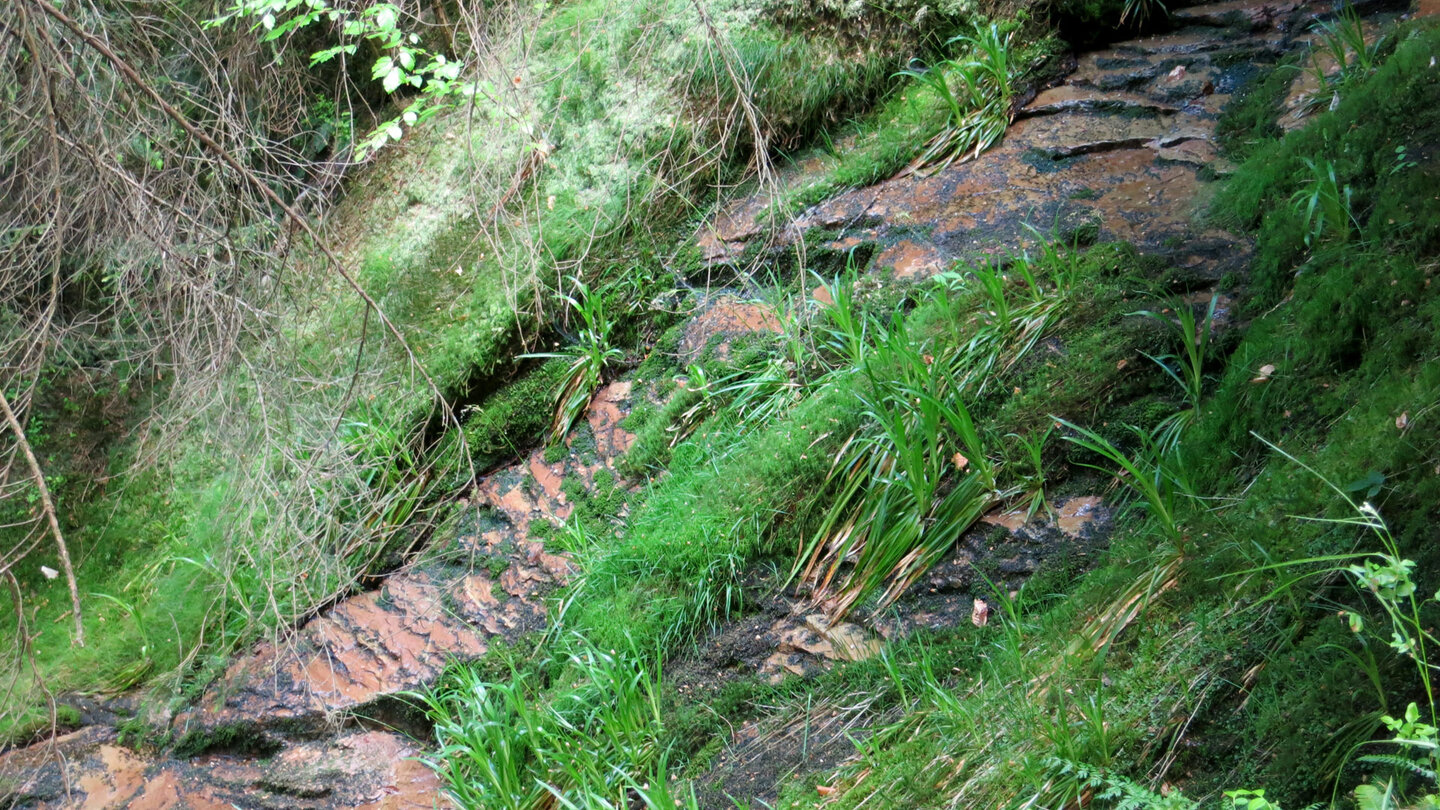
[
  {"left": 795, "top": 312, "right": 999, "bottom": 618},
  {"left": 793, "top": 248, "right": 1079, "bottom": 618},
  {"left": 415, "top": 637, "right": 697, "bottom": 810},
  {"left": 896, "top": 22, "right": 1017, "bottom": 176},
  {"left": 1135, "top": 295, "right": 1217, "bottom": 451},
  {"left": 1054, "top": 419, "right": 1193, "bottom": 553},
  {"left": 523, "top": 277, "right": 624, "bottom": 445},
  {"left": 1306, "top": 4, "right": 1385, "bottom": 109},
  {"left": 1291, "top": 158, "right": 1358, "bottom": 247}
]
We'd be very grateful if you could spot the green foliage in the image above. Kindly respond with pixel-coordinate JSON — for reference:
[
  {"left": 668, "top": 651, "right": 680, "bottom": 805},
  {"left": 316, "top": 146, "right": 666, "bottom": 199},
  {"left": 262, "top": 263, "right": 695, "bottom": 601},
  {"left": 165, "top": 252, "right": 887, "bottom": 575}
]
[
  {"left": 523, "top": 278, "right": 624, "bottom": 445},
  {"left": 1056, "top": 419, "right": 1190, "bottom": 550},
  {"left": 1004, "top": 425, "right": 1053, "bottom": 520},
  {"left": 1215, "top": 57, "right": 1297, "bottom": 160},
  {"left": 213, "top": 0, "right": 474, "bottom": 158},
  {"left": 795, "top": 310, "right": 999, "bottom": 617},
  {"left": 1213, "top": 24, "right": 1440, "bottom": 309},
  {"left": 1290, "top": 159, "right": 1357, "bottom": 247},
  {"left": 1306, "top": 5, "right": 1387, "bottom": 107},
  {"left": 1054, "top": 0, "right": 1166, "bottom": 43},
  {"left": 415, "top": 638, "right": 693, "bottom": 810},
  {"left": 894, "top": 22, "right": 1017, "bottom": 174},
  {"left": 1035, "top": 757, "right": 1195, "bottom": 809},
  {"left": 676, "top": 20, "right": 899, "bottom": 151},
  {"left": 558, "top": 378, "right": 864, "bottom": 654},
  {"left": 1134, "top": 295, "right": 1216, "bottom": 451}
]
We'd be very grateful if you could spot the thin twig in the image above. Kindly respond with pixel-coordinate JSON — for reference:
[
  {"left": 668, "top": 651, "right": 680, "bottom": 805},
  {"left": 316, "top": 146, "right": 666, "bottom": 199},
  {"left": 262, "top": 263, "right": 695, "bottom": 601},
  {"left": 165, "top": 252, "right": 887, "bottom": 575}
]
[{"left": 0, "top": 389, "right": 83, "bottom": 647}]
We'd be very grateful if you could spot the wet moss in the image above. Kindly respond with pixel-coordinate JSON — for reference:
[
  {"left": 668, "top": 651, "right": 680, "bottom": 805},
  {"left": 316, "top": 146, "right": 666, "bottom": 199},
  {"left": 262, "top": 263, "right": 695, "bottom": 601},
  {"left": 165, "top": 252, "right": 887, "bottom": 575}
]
[
  {"left": 1214, "top": 24, "right": 1440, "bottom": 310},
  {"left": 1215, "top": 52, "right": 1299, "bottom": 161},
  {"left": 172, "top": 721, "right": 283, "bottom": 759},
  {"left": 462, "top": 357, "right": 572, "bottom": 470}
]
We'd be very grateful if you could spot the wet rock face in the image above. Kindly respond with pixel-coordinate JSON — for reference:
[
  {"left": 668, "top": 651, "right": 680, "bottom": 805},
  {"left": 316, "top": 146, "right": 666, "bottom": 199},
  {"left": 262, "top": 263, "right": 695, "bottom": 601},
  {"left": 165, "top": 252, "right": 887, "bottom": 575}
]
[
  {"left": 699, "top": 0, "right": 1332, "bottom": 284},
  {"left": 669, "top": 496, "right": 1111, "bottom": 689},
  {"left": 676, "top": 497, "right": 1112, "bottom": 810},
  {"left": 679, "top": 296, "right": 784, "bottom": 365},
  {"left": 0, "top": 726, "right": 445, "bottom": 809},
  {"left": 1, "top": 381, "right": 644, "bottom": 809},
  {"left": 173, "top": 377, "right": 645, "bottom": 753}
]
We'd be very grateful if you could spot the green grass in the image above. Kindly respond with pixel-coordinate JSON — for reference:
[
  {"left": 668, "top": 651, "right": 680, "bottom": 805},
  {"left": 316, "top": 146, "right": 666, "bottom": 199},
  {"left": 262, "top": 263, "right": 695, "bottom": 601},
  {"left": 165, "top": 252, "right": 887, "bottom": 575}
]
[
  {"left": 2, "top": 0, "right": 988, "bottom": 736},
  {"left": 415, "top": 20, "right": 1440, "bottom": 810},
  {"left": 763, "top": 26, "right": 1061, "bottom": 219}
]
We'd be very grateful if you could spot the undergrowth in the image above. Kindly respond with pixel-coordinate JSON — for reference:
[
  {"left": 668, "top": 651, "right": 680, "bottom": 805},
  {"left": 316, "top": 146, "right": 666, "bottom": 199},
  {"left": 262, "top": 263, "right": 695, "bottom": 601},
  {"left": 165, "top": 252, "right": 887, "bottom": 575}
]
[
  {"left": 0, "top": 0, "right": 1007, "bottom": 739},
  {"left": 413, "top": 18, "right": 1440, "bottom": 810}
]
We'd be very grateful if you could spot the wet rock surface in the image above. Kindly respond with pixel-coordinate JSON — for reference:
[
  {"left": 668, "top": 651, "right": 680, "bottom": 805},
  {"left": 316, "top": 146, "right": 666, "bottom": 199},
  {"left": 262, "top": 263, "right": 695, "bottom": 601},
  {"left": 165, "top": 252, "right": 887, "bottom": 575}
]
[
  {"left": 0, "top": 726, "right": 442, "bottom": 809},
  {"left": 699, "top": 0, "right": 1337, "bottom": 283},
  {"left": 668, "top": 496, "right": 1111, "bottom": 695},
  {"left": 679, "top": 497, "right": 1111, "bottom": 810},
  {"left": 0, "top": 382, "right": 642, "bottom": 809}
]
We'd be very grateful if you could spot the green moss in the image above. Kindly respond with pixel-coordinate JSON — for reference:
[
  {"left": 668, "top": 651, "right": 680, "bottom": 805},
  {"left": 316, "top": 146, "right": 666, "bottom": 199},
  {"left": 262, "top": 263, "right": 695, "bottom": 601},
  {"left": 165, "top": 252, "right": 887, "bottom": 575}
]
[
  {"left": 1214, "top": 24, "right": 1440, "bottom": 310},
  {"left": 462, "top": 358, "right": 572, "bottom": 469},
  {"left": 172, "top": 721, "right": 281, "bottom": 759},
  {"left": 1215, "top": 53, "right": 1299, "bottom": 161}
]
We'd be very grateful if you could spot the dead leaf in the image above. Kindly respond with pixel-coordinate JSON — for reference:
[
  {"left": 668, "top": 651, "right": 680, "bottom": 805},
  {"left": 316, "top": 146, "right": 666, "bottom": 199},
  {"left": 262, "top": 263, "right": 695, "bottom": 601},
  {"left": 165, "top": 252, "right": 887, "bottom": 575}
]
[
  {"left": 971, "top": 598, "right": 990, "bottom": 628},
  {"left": 953, "top": 452, "right": 969, "bottom": 471},
  {"left": 1116, "top": 358, "right": 1128, "bottom": 370},
  {"left": 1251, "top": 363, "right": 1276, "bottom": 383},
  {"left": 816, "top": 786, "right": 836, "bottom": 797}
]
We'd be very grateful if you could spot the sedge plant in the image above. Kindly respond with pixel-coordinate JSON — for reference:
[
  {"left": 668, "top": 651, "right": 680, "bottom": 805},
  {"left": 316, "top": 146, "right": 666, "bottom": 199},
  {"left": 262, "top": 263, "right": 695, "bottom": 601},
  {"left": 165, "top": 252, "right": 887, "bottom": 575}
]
[
  {"left": 896, "top": 22, "right": 1017, "bottom": 176},
  {"left": 1291, "top": 158, "right": 1359, "bottom": 247},
  {"left": 1134, "top": 295, "right": 1217, "bottom": 452},
  {"left": 794, "top": 311, "right": 999, "bottom": 618},
  {"left": 524, "top": 277, "right": 624, "bottom": 445}
]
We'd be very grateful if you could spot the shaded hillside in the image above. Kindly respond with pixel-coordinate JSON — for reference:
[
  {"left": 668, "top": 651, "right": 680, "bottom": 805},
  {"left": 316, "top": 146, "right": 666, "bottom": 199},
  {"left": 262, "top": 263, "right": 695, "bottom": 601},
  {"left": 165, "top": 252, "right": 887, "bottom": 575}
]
[{"left": 4, "top": 0, "right": 1440, "bottom": 807}]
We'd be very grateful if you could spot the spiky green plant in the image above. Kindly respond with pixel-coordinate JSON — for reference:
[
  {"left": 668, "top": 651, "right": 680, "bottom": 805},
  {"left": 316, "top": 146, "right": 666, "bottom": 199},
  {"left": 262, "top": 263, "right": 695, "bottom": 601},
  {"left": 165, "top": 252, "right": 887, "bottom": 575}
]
[
  {"left": 896, "top": 22, "right": 1016, "bottom": 176},
  {"left": 415, "top": 637, "right": 672, "bottom": 810},
  {"left": 1135, "top": 295, "right": 1217, "bottom": 452},
  {"left": 1053, "top": 418, "right": 1192, "bottom": 551},
  {"left": 1291, "top": 158, "right": 1358, "bottom": 247},
  {"left": 794, "top": 312, "right": 999, "bottom": 618},
  {"left": 1005, "top": 425, "right": 1053, "bottom": 520},
  {"left": 523, "top": 277, "right": 624, "bottom": 445},
  {"left": 1307, "top": 4, "right": 1385, "bottom": 105},
  {"left": 1120, "top": 0, "right": 1169, "bottom": 26}
]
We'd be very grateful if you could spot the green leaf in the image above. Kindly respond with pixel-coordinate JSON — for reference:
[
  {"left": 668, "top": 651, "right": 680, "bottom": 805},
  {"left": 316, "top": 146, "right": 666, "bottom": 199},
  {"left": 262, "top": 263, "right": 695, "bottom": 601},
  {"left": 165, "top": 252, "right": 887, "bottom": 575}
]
[
  {"left": 372, "top": 4, "right": 397, "bottom": 30},
  {"left": 1343, "top": 610, "right": 1364, "bottom": 633},
  {"left": 383, "top": 66, "right": 404, "bottom": 93},
  {"left": 1344, "top": 469, "right": 1386, "bottom": 499}
]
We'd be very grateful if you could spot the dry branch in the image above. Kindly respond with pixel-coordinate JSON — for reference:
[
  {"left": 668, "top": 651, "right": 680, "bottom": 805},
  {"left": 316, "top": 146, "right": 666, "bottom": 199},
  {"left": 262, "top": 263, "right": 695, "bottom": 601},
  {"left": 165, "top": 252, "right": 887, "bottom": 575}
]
[{"left": 0, "top": 390, "right": 83, "bottom": 647}]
